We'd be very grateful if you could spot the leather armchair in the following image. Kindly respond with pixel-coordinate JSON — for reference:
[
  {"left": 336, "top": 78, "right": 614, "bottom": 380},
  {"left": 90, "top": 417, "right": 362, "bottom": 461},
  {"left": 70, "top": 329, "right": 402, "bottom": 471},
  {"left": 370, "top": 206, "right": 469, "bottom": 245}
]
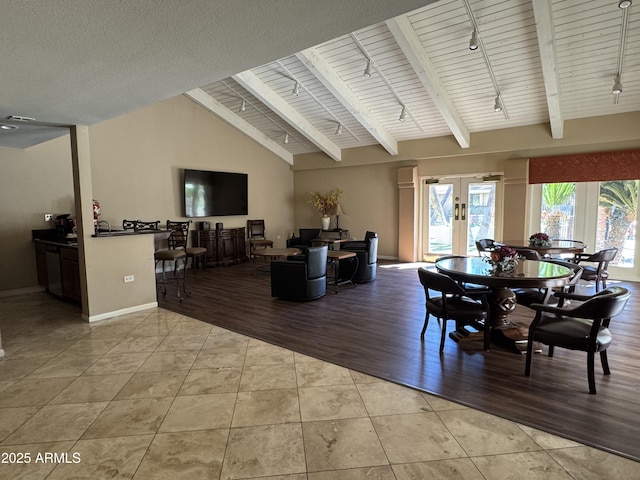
[
  {"left": 286, "top": 228, "right": 322, "bottom": 251},
  {"left": 271, "top": 245, "right": 328, "bottom": 300},
  {"left": 341, "top": 235, "right": 378, "bottom": 284}
]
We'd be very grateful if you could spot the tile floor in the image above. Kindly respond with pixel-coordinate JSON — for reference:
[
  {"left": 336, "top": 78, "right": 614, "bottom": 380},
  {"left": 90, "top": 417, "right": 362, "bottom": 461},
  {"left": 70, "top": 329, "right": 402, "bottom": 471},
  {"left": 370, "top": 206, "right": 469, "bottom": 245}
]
[{"left": 1, "top": 293, "right": 639, "bottom": 479}]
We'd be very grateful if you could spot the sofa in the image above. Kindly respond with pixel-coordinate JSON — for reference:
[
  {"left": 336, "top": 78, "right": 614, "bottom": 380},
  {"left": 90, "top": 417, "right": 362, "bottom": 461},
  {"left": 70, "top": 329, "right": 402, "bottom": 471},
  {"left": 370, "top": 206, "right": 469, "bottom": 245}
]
[{"left": 270, "top": 245, "right": 328, "bottom": 301}]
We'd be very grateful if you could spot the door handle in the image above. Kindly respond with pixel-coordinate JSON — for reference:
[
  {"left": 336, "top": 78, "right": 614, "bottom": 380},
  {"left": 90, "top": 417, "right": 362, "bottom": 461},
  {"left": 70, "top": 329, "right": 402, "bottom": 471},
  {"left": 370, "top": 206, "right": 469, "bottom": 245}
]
[
  {"left": 454, "top": 203, "right": 459, "bottom": 221},
  {"left": 461, "top": 203, "right": 466, "bottom": 221}
]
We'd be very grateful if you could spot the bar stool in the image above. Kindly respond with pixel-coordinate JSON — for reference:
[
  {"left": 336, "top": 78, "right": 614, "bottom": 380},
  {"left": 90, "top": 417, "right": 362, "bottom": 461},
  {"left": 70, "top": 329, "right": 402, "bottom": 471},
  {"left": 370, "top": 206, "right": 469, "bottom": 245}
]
[
  {"left": 167, "top": 220, "right": 207, "bottom": 273},
  {"left": 153, "top": 226, "right": 189, "bottom": 302}
]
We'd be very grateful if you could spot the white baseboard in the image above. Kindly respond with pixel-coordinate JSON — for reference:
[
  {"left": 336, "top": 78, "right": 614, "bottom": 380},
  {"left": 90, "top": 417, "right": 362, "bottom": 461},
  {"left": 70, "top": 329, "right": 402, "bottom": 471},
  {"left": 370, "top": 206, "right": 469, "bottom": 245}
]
[
  {"left": 84, "top": 302, "right": 158, "bottom": 323},
  {"left": 0, "top": 286, "right": 46, "bottom": 298}
]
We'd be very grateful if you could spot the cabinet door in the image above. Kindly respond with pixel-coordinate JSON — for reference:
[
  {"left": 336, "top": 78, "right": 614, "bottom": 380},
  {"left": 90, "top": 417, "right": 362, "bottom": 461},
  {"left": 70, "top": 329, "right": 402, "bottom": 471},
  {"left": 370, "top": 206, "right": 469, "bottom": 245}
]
[
  {"left": 218, "top": 229, "right": 236, "bottom": 263},
  {"left": 60, "top": 247, "right": 81, "bottom": 302},
  {"left": 35, "top": 243, "right": 49, "bottom": 286},
  {"left": 197, "top": 230, "right": 217, "bottom": 264}
]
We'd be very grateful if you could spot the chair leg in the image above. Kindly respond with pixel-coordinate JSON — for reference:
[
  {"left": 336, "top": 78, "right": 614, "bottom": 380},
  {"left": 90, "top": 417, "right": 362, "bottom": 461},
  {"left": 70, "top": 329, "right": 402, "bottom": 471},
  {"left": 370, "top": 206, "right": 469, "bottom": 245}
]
[
  {"left": 600, "top": 350, "right": 611, "bottom": 375},
  {"left": 420, "top": 314, "right": 429, "bottom": 340},
  {"left": 524, "top": 336, "right": 534, "bottom": 377},
  {"left": 439, "top": 320, "right": 447, "bottom": 354},
  {"left": 483, "top": 320, "right": 491, "bottom": 351},
  {"left": 548, "top": 345, "right": 554, "bottom": 357},
  {"left": 587, "top": 351, "right": 596, "bottom": 394}
]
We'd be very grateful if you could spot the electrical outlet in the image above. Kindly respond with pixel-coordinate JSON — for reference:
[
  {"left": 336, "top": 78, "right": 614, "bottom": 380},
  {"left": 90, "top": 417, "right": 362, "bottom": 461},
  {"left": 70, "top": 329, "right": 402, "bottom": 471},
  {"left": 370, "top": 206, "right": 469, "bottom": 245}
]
[
  {"left": 44, "top": 213, "right": 53, "bottom": 222},
  {"left": 124, "top": 275, "right": 135, "bottom": 283}
]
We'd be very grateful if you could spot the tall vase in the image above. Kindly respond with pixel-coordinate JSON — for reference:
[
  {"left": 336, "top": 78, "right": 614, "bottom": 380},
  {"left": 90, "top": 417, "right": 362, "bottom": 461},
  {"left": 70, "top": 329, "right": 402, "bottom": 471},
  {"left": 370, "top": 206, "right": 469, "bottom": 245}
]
[{"left": 321, "top": 215, "right": 330, "bottom": 231}]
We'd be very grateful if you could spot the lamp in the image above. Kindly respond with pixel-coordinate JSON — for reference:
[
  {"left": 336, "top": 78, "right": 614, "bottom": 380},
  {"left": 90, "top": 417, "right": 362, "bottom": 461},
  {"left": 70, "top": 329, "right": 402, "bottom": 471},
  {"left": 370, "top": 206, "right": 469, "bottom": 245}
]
[
  {"left": 239, "top": 98, "right": 246, "bottom": 112},
  {"left": 283, "top": 132, "right": 289, "bottom": 144},
  {"left": 331, "top": 203, "right": 345, "bottom": 229},
  {"left": 335, "top": 123, "right": 343, "bottom": 135},
  {"left": 612, "top": 75, "right": 623, "bottom": 95},
  {"left": 292, "top": 82, "right": 300, "bottom": 96},
  {"left": 619, "top": 1, "right": 632, "bottom": 8},
  {"left": 469, "top": 30, "right": 479, "bottom": 51},
  {"left": 493, "top": 95, "right": 503, "bottom": 112},
  {"left": 363, "top": 59, "right": 372, "bottom": 77},
  {"left": 399, "top": 106, "right": 407, "bottom": 122}
]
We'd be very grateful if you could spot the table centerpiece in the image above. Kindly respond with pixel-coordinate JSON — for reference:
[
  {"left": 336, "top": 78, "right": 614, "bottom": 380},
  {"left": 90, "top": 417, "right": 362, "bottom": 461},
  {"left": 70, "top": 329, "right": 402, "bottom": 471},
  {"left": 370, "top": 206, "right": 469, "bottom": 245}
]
[
  {"left": 529, "top": 232, "right": 552, "bottom": 247},
  {"left": 484, "top": 245, "right": 519, "bottom": 273}
]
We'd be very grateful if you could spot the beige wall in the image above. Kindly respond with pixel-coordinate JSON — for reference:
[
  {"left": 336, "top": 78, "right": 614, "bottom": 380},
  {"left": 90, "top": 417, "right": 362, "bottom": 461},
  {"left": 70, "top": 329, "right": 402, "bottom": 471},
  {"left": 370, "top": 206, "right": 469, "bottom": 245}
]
[
  {"left": 0, "top": 136, "right": 75, "bottom": 292},
  {"left": 0, "top": 95, "right": 294, "bottom": 320}
]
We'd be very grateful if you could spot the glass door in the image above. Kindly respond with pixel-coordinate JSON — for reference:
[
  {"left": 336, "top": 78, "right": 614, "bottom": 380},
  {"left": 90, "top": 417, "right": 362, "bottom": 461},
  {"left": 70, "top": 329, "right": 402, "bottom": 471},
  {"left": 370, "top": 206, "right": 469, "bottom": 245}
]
[{"left": 422, "top": 177, "right": 497, "bottom": 260}]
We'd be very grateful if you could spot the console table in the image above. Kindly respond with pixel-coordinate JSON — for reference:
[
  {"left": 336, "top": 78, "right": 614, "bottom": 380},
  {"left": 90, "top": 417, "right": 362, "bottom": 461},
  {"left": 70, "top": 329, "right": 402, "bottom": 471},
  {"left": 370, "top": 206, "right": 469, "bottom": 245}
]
[{"left": 195, "top": 227, "right": 247, "bottom": 267}]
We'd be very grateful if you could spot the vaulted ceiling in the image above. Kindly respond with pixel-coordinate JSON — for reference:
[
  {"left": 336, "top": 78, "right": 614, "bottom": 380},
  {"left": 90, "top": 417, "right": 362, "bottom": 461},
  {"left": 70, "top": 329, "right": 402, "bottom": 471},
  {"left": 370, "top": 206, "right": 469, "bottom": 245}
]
[
  {"left": 1, "top": 0, "right": 638, "bottom": 159},
  {"left": 188, "top": 0, "right": 640, "bottom": 165}
]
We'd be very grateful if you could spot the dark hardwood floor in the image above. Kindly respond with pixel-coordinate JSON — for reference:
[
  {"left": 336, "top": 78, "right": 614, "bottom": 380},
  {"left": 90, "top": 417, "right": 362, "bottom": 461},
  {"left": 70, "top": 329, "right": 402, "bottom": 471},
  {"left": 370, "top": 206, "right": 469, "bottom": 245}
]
[{"left": 158, "top": 258, "right": 640, "bottom": 462}]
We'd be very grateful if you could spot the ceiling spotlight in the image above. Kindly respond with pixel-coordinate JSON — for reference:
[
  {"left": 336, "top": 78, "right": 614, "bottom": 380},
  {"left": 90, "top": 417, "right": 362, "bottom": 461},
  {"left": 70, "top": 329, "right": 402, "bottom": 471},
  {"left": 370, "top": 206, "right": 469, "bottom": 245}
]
[
  {"left": 239, "top": 98, "right": 246, "bottom": 112},
  {"left": 469, "top": 30, "right": 479, "bottom": 51},
  {"left": 0, "top": 124, "right": 18, "bottom": 130},
  {"left": 335, "top": 123, "right": 343, "bottom": 135},
  {"left": 292, "top": 82, "right": 300, "bottom": 96},
  {"left": 612, "top": 75, "right": 623, "bottom": 94},
  {"left": 283, "top": 132, "right": 289, "bottom": 144},
  {"left": 493, "top": 95, "right": 503, "bottom": 112},
  {"left": 618, "top": 1, "right": 632, "bottom": 9},
  {"left": 363, "top": 59, "right": 372, "bottom": 77},
  {"left": 399, "top": 106, "right": 407, "bottom": 122}
]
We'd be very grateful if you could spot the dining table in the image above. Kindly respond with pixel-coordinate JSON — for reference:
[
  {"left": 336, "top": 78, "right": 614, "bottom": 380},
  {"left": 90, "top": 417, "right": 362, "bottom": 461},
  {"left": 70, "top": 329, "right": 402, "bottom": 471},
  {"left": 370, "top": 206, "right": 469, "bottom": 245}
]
[
  {"left": 502, "top": 239, "right": 587, "bottom": 257},
  {"left": 435, "top": 256, "right": 574, "bottom": 351}
]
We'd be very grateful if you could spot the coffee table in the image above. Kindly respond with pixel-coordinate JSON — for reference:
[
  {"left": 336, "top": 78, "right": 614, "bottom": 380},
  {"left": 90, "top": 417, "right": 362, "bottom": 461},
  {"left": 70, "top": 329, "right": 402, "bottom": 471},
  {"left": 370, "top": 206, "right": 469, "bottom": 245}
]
[{"left": 253, "top": 247, "right": 301, "bottom": 271}]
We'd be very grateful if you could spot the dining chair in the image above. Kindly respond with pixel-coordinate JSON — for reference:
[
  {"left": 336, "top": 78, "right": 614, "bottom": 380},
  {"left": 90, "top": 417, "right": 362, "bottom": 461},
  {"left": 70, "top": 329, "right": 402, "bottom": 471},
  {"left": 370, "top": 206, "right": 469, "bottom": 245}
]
[
  {"left": 513, "top": 248, "right": 542, "bottom": 260},
  {"left": 475, "top": 238, "right": 502, "bottom": 257},
  {"left": 167, "top": 220, "right": 207, "bottom": 273},
  {"left": 513, "top": 259, "right": 583, "bottom": 308},
  {"left": 417, "top": 267, "right": 491, "bottom": 353},
  {"left": 524, "top": 286, "right": 630, "bottom": 394},
  {"left": 247, "top": 219, "right": 274, "bottom": 258},
  {"left": 570, "top": 247, "right": 618, "bottom": 292}
]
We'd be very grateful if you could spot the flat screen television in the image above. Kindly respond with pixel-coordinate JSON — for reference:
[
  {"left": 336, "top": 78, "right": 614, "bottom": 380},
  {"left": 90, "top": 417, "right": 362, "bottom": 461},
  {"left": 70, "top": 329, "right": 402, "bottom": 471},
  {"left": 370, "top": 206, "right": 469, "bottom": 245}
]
[{"left": 183, "top": 169, "right": 248, "bottom": 217}]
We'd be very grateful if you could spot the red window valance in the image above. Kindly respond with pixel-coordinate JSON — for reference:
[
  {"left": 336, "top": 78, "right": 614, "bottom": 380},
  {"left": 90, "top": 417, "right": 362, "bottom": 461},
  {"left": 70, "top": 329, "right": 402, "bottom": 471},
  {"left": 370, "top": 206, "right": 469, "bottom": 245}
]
[{"left": 529, "top": 149, "right": 640, "bottom": 184}]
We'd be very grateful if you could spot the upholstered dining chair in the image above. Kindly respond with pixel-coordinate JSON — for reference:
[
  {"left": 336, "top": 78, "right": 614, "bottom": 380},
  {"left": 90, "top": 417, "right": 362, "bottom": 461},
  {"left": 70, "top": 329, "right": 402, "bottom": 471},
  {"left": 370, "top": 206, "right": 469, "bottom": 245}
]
[
  {"left": 167, "top": 220, "right": 207, "bottom": 273},
  {"left": 525, "top": 286, "right": 631, "bottom": 394},
  {"left": 247, "top": 219, "right": 273, "bottom": 258},
  {"left": 417, "top": 267, "right": 491, "bottom": 353},
  {"left": 570, "top": 247, "right": 618, "bottom": 292},
  {"left": 475, "top": 238, "right": 502, "bottom": 256},
  {"left": 271, "top": 245, "right": 327, "bottom": 301},
  {"left": 513, "top": 259, "right": 583, "bottom": 308}
]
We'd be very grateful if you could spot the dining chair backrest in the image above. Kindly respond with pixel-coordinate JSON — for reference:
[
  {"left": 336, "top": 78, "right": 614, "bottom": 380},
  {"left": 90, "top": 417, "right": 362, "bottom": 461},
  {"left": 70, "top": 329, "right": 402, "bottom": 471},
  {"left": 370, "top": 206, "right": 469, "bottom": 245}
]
[
  {"left": 166, "top": 220, "right": 191, "bottom": 250},
  {"left": 476, "top": 238, "right": 501, "bottom": 256},
  {"left": 514, "top": 248, "right": 542, "bottom": 260},
  {"left": 418, "top": 267, "right": 467, "bottom": 297}
]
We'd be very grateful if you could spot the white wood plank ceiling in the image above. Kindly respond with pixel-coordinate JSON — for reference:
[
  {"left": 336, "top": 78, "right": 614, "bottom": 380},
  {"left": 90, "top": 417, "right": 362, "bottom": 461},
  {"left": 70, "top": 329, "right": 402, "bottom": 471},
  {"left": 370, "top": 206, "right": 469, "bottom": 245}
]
[{"left": 188, "top": 0, "right": 640, "bottom": 164}]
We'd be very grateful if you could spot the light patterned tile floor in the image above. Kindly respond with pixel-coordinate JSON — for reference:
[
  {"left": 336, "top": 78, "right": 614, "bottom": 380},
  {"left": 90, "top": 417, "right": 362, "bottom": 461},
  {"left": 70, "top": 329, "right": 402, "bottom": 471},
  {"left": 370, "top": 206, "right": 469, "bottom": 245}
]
[{"left": 1, "top": 293, "right": 639, "bottom": 479}]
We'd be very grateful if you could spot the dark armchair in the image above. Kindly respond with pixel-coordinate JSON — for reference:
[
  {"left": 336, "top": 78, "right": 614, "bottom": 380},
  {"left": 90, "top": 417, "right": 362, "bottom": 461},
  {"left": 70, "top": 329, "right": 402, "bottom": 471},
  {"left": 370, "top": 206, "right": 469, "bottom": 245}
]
[
  {"left": 340, "top": 235, "right": 378, "bottom": 284},
  {"left": 570, "top": 247, "right": 618, "bottom": 292},
  {"left": 271, "top": 245, "right": 328, "bottom": 301},
  {"left": 525, "top": 286, "right": 631, "bottom": 394},
  {"left": 287, "top": 228, "right": 322, "bottom": 251}
]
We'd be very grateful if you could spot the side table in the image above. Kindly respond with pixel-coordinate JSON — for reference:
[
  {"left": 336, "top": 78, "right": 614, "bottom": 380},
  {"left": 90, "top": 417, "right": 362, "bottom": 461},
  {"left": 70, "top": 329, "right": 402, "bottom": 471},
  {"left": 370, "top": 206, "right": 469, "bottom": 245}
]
[{"left": 326, "top": 250, "right": 358, "bottom": 293}]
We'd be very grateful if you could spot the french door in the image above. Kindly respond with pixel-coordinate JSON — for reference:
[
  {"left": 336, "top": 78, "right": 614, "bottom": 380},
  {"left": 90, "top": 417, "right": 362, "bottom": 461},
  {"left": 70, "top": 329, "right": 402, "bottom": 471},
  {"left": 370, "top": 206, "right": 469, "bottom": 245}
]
[{"left": 421, "top": 177, "right": 497, "bottom": 260}]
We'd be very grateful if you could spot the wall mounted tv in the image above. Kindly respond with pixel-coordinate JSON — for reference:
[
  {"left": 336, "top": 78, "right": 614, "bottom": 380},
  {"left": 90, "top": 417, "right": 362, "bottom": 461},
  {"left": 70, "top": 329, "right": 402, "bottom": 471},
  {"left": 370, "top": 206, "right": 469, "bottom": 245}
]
[{"left": 183, "top": 169, "right": 248, "bottom": 217}]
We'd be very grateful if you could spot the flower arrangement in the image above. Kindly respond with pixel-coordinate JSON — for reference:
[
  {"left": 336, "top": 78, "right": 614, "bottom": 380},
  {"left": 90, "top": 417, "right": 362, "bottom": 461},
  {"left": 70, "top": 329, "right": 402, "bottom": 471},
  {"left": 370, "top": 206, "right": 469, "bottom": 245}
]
[
  {"left": 529, "top": 232, "right": 552, "bottom": 247},
  {"left": 310, "top": 189, "right": 342, "bottom": 216},
  {"left": 484, "top": 245, "right": 519, "bottom": 273}
]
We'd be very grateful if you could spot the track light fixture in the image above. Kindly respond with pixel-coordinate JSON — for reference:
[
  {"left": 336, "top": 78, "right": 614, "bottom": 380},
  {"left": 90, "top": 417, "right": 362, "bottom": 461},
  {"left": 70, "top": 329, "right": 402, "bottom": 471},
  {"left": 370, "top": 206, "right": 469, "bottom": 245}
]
[
  {"left": 363, "top": 59, "right": 372, "bottom": 77},
  {"left": 493, "top": 95, "right": 503, "bottom": 112},
  {"left": 283, "top": 132, "right": 289, "bottom": 144},
  {"left": 335, "top": 123, "right": 343, "bottom": 135},
  {"left": 399, "top": 106, "right": 407, "bottom": 122},
  {"left": 291, "top": 82, "right": 300, "bottom": 96},
  {"left": 469, "top": 30, "right": 479, "bottom": 51},
  {"left": 619, "top": 1, "right": 632, "bottom": 8},
  {"left": 612, "top": 75, "right": 623, "bottom": 95},
  {"left": 239, "top": 98, "right": 246, "bottom": 112}
]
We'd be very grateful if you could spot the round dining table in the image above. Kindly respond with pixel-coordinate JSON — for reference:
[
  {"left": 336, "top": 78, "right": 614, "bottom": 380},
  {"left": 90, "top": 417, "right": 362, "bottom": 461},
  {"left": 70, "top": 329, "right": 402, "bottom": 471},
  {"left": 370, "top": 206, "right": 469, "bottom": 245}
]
[
  {"left": 436, "top": 256, "right": 574, "bottom": 351},
  {"left": 502, "top": 239, "right": 587, "bottom": 257}
]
